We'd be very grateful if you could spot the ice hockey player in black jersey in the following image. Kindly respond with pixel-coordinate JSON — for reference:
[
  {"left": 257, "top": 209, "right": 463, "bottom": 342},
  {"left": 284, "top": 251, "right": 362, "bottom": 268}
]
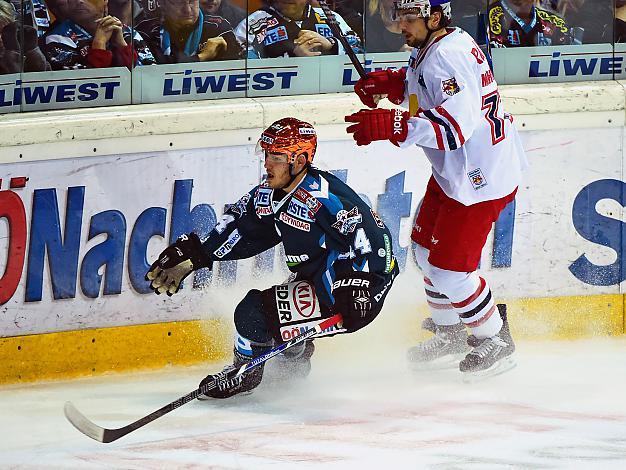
[{"left": 146, "top": 117, "right": 398, "bottom": 398}]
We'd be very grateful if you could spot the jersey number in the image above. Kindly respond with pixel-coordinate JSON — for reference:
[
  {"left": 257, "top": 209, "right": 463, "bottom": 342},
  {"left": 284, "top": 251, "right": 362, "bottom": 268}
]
[
  {"left": 482, "top": 90, "right": 505, "bottom": 145},
  {"left": 354, "top": 228, "right": 372, "bottom": 255}
]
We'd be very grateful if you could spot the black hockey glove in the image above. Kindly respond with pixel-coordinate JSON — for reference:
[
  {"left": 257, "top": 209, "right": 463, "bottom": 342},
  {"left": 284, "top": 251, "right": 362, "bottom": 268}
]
[
  {"left": 146, "top": 232, "right": 211, "bottom": 296},
  {"left": 332, "top": 271, "right": 377, "bottom": 333}
]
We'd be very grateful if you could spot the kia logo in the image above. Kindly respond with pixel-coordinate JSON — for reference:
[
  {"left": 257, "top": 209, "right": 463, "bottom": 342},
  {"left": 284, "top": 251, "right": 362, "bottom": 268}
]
[{"left": 293, "top": 281, "right": 316, "bottom": 318}]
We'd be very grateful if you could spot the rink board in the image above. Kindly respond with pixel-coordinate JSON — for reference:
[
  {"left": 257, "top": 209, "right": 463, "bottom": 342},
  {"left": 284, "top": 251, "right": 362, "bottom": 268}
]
[{"left": 1, "top": 83, "right": 626, "bottom": 383}]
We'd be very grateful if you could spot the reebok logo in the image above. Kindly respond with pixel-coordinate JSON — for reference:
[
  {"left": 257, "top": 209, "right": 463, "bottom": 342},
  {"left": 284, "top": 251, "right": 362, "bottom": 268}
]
[{"left": 393, "top": 110, "right": 404, "bottom": 135}]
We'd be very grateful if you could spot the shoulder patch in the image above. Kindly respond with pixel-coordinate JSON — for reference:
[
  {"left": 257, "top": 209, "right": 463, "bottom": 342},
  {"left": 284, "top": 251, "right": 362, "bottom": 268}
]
[
  {"left": 332, "top": 207, "right": 362, "bottom": 235},
  {"left": 442, "top": 77, "right": 460, "bottom": 96}
]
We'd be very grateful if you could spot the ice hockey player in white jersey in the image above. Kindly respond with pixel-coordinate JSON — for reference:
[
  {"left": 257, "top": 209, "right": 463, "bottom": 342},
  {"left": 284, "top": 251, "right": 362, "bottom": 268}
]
[{"left": 345, "top": 0, "right": 527, "bottom": 379}]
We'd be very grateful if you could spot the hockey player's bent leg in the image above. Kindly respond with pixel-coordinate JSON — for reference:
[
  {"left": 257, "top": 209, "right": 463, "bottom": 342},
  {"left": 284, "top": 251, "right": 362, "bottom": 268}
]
[{"left": 198, "top": 290, "right": 272, "bottom": 399}]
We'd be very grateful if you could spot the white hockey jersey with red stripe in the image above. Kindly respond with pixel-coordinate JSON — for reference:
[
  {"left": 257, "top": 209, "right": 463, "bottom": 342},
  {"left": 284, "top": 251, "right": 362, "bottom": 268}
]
[{"left": 399, "top": 27, "right": 527, "bottom": 206}]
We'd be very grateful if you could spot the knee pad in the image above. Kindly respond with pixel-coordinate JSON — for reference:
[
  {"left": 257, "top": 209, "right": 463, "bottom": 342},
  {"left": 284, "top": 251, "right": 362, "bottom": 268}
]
[
  {"left": 427, "top": 266, "right": 480, "bottom": 303},
  {"left": 234, "top": 289, "right": 273, "bottom": 346}
]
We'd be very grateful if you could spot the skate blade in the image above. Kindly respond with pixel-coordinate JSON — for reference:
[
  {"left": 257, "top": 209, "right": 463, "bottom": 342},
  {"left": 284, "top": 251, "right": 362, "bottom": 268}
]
[
  {"left": 408, "top": 352, "right": 468, "bottom": 372},
  {"left": 461, "top": 356, "right": 516, "bottom": 384}
]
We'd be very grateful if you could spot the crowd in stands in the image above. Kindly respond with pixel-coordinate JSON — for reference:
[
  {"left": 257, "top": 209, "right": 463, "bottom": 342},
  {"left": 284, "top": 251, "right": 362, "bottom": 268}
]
[{"left": 0, "top": 0, "right": 624, "bottom": 73}]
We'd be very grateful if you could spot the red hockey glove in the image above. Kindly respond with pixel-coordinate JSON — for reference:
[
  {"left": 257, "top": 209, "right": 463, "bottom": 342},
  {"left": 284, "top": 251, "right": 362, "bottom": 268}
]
[
  {"left": 354, "top": 68, "right": 407, "bottom": 108},
  {"left": 345, "top": 108, "right": 409, "bottom": 147}
]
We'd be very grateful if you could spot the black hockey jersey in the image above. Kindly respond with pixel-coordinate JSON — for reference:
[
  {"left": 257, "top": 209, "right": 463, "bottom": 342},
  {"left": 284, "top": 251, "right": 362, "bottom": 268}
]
[
  {"left": 200, "top": 167, "right": 396, "bottom": 308},
  {"left": 234, "top": 3, "right": 363, "bottom": 59},
  {"left": 487, "top": 0, "right": 575, "bottom": 48}
]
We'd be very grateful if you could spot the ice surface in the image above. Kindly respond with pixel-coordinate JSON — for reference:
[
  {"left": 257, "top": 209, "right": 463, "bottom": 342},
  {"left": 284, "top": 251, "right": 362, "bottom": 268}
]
[{"left": 1, "top": 335, "right": 626, "bottom": 469}]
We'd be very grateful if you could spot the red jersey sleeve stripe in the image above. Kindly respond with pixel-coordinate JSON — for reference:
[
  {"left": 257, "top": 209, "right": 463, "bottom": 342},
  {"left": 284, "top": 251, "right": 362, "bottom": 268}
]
[{"left": 436, "top": 106, "right": 466, "bottom": 146}]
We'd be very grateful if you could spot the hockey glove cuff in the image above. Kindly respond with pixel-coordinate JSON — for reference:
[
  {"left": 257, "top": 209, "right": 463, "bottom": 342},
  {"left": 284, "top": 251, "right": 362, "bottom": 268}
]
[
  {"left": 345, "top": 108, "right": 409, "bottom": 147},
  {"left": 332, "top": 272, "right": 378, "bottom": 333},
  {"left": 354, "top": 68, "right": 407, "bottom": 108},
  {"left": 146, "top": 232, "right": 211, "bottom": 296}
]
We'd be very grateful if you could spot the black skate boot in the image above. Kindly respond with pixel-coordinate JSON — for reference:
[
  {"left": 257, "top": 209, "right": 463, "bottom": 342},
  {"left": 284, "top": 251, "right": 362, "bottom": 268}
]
[
  {"left": 460, "top": 304, "right": 516, "bottom": 381},
  {"left": 265, "top": 340, "right": 315, "bottom": 383},
  {"left": 421, "top": 317, "right": 437, "bottom": 334},
  {"left": 407, "top": 322, "right": 469, "bottom": 370},
  {"left": 198, "top": 349, "right": 266, "bottom": 400}
]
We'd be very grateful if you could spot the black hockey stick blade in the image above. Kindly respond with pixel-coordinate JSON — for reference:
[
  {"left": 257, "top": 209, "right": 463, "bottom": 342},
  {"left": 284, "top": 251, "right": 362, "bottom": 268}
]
[
  {"left": 64, "top": 314, "right": 343, "bottom": 443},
  {"left": 317, "top": 0, "right": 367, "bottom": 79}
]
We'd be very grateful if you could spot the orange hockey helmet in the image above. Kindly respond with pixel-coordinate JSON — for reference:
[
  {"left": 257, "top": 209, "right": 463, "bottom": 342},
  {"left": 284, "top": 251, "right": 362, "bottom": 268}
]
[{"left": 257, "top": 117, "right": 317, "bottom": 165}]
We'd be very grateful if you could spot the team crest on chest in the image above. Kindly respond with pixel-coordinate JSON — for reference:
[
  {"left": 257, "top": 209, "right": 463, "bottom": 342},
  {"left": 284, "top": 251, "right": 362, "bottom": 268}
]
[{"left": 442, "top": 77, "right": 460, "bottom": 96}]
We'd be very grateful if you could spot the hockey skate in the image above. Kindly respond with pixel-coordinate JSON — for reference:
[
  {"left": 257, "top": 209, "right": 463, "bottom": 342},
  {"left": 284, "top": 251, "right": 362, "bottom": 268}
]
[
  {"left": 265, "top": 340, "right": 315, "bottom": 383},
  {"left": 407, "top": 322, "right": 470, "bottom": 371},
  {"left": 197, "top": 350, "right": 265, "bottom": 400},
  {"left": 460, "top": 304, "right": 516, "bottom": 383}
]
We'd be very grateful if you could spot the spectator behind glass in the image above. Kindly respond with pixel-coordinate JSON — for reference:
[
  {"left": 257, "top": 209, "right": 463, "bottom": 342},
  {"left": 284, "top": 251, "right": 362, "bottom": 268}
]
[
  {"left": 325, "top": 0, "right": 364, "bottom": 40},
  {"left": 107, "top": 0, "right": 150, "bottom": 25},
  {"left": 0, "top": 0, "right": 51, "bottom": 73},
  {"left": 487, "top": 0, "right": 574, "bottom": 47},
  {"left": 235, "top": 0, "right": 363, "bottom": 58},
  {"left": 555, "top": 0, "right": 613, "bottom": 44},
  {"left": 200, "top": 0, "right": 245, "bottom": 30},
  {"left": 364, "top": 0, "right": 409, "bottom": 53},
  {"left": 135, "top": 0, "right": 242, "bottom": 63},
  {"left": 617, "top": 0, "right": 626, "bottom": 43},
  {"left": 42, "top": 0, "right": 156, "bottom": 69}
]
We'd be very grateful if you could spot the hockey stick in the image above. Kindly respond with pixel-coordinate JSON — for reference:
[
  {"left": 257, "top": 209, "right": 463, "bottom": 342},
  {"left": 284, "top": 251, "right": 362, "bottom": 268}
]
[
  {"left": 64, "top": 314, "right": 342, "bottom": 443},
  {"left": 316, "top": 0, "right": 367, "bottom": 79}
]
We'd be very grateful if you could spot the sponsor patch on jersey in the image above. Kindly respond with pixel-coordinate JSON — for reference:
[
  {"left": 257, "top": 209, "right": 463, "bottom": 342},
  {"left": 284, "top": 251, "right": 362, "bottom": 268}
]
[
  {"left": 275, "top": 281, "right": 320, "bottom": 325},
  {"left": 256, "top": 205, "right": 273, "bottom": 217},
  {"left": 468, "top": 168, "right": 488, "bottom": 190},
  {"left": 299, "top": 127, "right": 316, "bottom": 135},
  {"left": 213, "top": 229, "right": 242, "bottom": 258},
  {"left": 287, "top": 199, "right": 315, "bottom": 222},
  {"left": 255, "top": 186, "right": 272, "bottom": 205},
  {"left": 408, "top": 55, "right": 417, "bottom": 70},
  {"left": 383, "top": 233, "right": 393, "bottom": 273},
  {"left": 279, "top": 211, "right": 311, "bottom": 231},
  {"left": 286, "top": 253, "right": 309, "bottom": 267},
  {"left": 226, "top": 193, "right": 250, "bottom": 217},
  {"left": 280, "top": 320, "right": 344, "bottom": 341},
  {"left": 315, "top": 23, "right": 333, "bottom": 38},
  {"left": 508, "top": 29, "right": 521, "bottom": 46},
  {"left": 264, "top": 26, "right": 288, "bottom": 45},
  {"left": 370, "top": 208, "right": 385, "bottom": 229},
  {"left": 442, "top": 77, "right": 460, "bottom": 96},
  {"left": 294, "top": 188, "right": 322, "bottom": 214},
  {"left": 332, "top": 207, "right": 362, "bottom": 235}
]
